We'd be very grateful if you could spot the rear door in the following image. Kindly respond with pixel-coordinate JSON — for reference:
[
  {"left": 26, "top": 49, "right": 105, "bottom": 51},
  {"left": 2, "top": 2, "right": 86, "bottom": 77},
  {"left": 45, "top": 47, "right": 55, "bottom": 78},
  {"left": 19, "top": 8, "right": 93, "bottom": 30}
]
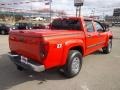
[{"left": 84, "top": 20, "right": 100, "bottom": 54}]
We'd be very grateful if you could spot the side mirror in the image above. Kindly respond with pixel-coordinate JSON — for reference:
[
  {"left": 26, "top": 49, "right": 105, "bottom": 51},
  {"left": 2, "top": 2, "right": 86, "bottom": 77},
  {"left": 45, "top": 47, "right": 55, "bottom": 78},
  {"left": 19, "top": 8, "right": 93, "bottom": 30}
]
[
  {"left": 101, "top": 23, "right": 109, "bottom": 32},
  {"left": 104, "top": 25, "right": 110, "bottom": 32}
]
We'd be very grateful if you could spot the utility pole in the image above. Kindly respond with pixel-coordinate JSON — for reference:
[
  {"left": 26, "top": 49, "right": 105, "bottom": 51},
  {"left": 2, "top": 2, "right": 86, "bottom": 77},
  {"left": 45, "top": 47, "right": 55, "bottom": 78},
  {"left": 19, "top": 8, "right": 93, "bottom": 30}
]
[
  {"left": 91, "top": 8, "right": 95, "bottom": 16},
  {"left": 30, "top": 0, "right": 33, "bottom": 23},
  {"left": 49, "top": 1, "right": 52, "bottom": 23},
  {"left": 12, "top": 3, "right": 15, "bottom": 23},
  {"left": 45, "top": 0, "right": 52, "bottom": 23}
]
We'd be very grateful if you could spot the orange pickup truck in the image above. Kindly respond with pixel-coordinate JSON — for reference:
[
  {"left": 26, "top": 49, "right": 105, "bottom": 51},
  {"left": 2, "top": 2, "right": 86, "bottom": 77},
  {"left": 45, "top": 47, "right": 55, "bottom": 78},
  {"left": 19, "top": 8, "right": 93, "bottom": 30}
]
[{"left": 8, "top": 17, "right": 113, "bottom": 78}]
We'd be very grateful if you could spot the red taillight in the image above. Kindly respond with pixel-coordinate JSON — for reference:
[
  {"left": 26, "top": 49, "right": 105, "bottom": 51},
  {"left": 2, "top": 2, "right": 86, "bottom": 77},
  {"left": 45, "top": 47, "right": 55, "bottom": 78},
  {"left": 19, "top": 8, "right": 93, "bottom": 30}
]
[{"left": 40, "top": 42, "right": 49, "bottom": 59}]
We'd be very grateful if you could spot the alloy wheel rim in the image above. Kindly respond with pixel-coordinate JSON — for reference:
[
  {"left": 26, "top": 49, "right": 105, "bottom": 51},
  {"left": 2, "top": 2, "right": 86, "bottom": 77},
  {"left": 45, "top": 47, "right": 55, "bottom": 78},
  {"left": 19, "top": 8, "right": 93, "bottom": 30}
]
[{"left": 71, "top": 57, "right": 80, "bottom": 74}]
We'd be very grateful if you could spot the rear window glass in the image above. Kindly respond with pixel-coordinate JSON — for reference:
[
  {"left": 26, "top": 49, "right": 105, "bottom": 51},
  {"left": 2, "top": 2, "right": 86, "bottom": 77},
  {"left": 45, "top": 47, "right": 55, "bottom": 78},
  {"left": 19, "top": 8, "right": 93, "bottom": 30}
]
[{"left": 51, "top": 19, "right": 81, "bottom": 30}]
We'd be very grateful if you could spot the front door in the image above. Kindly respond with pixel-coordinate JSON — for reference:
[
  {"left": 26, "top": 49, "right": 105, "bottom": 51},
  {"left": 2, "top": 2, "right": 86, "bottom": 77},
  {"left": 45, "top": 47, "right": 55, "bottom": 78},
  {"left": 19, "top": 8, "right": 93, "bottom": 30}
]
[
  {"left": 94, "top": 21, "right": 107, "bottom": 48},
  {"left": 84, "top": 20, "right": 100, "bottom": 55}
]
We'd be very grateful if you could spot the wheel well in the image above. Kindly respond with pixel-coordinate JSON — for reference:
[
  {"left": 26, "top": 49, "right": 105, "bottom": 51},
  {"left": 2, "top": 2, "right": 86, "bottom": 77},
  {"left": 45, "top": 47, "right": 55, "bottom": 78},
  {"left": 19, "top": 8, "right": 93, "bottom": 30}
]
[{"left": 70, "top": 46, "right": 83, "bottom": 56}]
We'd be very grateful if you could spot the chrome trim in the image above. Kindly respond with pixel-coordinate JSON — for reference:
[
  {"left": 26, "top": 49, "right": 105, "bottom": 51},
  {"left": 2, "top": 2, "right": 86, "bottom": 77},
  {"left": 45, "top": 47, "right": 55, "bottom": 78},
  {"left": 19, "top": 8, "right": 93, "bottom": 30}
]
[
  {"left": 87, "top": 41, "right": 105, "bottom": 48},
  {"left": 8, "top": 52, "right": 45, "bottom": 72},
  {"left": 8, "top": 52, "right": 19, "bottom": 57},
  {"left": 71, "top": 57, "right": 80, "bottom": 74},
  {"left": 27, "top": 63, "right": 45, "bottom": 72}
]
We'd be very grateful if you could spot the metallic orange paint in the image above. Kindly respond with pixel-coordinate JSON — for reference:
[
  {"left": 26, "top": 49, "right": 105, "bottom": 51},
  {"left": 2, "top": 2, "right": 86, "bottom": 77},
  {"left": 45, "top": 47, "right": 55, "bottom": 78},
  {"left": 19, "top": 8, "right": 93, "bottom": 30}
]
[{"left": 9, "top": 17, "right": 113, "bottom": 70}]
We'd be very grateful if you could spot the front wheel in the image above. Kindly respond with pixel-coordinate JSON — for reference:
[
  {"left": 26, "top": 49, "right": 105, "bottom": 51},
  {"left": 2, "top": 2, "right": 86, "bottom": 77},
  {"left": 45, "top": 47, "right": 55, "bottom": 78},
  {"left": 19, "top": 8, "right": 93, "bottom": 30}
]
[
  {"left": 61, "top": 50, "right": 82, "bottom": 78},
  {"left": 103, "top": 39, "right": 112, "bottom": 54}
]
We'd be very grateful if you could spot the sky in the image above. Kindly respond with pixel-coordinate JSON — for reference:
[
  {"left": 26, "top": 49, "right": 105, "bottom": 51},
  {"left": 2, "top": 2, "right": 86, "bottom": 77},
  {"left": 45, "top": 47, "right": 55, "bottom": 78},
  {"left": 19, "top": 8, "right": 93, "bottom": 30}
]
[{"left": 0, "top": 0, "right": 120, "bottom": 16}]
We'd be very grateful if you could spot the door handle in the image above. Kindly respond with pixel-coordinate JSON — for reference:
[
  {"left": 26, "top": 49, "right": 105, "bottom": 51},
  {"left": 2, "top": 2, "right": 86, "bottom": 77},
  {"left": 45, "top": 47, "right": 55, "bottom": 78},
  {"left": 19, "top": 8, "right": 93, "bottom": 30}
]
[
  {"left": 98, "top": 33, "right": 101, "bottom": 37},
  {"left": 19, "top": 31, "right": 24, "bottom": 33},
  {"left": 87, "top": 35, "right": 92, "bottom": 38}
]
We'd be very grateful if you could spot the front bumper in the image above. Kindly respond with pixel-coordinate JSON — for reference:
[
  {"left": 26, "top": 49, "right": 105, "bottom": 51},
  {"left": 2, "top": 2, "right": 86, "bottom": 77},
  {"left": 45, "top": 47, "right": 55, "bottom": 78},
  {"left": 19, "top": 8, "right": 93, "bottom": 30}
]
[{"left": 8, "top": 52, "right": 45, "bottom": 72}]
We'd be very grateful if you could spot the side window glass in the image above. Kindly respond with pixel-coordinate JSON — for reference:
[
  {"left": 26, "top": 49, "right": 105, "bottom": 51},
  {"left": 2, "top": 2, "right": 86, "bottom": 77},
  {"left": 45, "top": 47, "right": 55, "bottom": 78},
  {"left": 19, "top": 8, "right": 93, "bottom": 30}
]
[
  {"left": 95, "top": 22, "right": 103, "bottom": 32},
  {"left": 85, "top": 21, "right": 94, "bottom": 32}
]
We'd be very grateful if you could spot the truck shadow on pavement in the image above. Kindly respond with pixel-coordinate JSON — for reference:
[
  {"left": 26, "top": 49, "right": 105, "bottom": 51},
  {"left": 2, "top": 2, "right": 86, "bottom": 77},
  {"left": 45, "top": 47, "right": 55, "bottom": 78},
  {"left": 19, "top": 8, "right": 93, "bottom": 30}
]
[
  {"left": 0, "top": 51, "right": 106, "bottom": 90},
  {"left": 0, "top": 54, "right": 66, "bottom": 90},
  {"left": 92, "top": 50, "right": 106, "bottom": 56}
]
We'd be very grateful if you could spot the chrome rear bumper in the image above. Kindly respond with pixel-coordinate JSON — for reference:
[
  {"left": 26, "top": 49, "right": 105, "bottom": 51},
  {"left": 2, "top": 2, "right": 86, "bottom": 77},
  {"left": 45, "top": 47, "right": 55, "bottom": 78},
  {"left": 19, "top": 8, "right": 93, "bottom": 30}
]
[{"left": 8, "top": 52, "right": 45, "bottom": 72}]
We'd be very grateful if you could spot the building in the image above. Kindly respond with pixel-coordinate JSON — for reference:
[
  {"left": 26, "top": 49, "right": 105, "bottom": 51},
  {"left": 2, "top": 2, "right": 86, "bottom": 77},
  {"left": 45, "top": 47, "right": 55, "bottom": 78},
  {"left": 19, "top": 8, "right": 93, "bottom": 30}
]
[
  {"left": 105, "top": 8, "right": 120, "bottom": 26},
  {"left": 113, "top": 8, "right": 120, "bottom": 16}
]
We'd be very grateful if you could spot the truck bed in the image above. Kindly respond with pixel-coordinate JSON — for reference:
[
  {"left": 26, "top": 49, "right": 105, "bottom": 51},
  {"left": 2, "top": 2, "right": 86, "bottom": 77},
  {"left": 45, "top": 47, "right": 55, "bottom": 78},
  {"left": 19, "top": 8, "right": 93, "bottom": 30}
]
[{"left": 9, "top": 30, "right": 44, "bottom": 63}]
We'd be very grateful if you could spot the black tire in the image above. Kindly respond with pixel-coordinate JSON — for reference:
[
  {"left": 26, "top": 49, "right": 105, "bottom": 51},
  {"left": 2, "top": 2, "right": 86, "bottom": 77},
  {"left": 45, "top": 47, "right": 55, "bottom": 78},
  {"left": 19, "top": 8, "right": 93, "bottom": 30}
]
[
  {"left": 16, "top": 65, "right": 24, "bottom": 71},
  {"left": 60, "top": 50, "right": 82, "bottom": 78},
  {"left": 103, "top": 39, "right": 112, "bottom": 54},
  {"left": 1, "top": 30, "right": 6, "bottom": 35}
]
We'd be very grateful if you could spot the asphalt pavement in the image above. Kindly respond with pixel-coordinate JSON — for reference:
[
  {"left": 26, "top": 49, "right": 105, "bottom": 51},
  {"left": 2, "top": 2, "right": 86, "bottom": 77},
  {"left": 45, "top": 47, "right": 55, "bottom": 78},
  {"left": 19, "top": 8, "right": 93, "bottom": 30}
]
[{"left": 0, "top": 27, "right": 120, "bottom": 90}]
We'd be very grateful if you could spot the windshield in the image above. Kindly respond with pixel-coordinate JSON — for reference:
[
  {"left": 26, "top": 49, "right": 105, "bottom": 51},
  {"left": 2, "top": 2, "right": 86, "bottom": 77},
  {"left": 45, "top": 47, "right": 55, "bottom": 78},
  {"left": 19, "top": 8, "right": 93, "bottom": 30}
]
[{"left": 51, "top": 19, "right": 81, "bottom": 30}]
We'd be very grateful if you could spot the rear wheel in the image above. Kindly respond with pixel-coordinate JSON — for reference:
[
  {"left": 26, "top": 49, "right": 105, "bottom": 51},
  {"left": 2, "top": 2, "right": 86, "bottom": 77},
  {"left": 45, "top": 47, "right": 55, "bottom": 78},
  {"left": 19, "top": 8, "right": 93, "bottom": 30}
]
[
  {"left": 103, "top": 39, "right": 112, "bottom": 54},
  {"left": 60, "top": 50, "right": 82, "bottom": 78}
]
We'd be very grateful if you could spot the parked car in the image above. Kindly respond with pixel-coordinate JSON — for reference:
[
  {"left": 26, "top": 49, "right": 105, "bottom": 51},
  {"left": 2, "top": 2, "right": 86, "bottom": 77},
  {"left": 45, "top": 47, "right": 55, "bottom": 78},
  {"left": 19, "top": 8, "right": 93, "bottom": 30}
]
[
  {"left": 13, "top": 23, "right": 32, "bottom": 30},
  {"left": 0, "top": 23, "right": 11, "bottom": 35},
  {"left": 13, "top": 22, "right": 46, "bottom": 30},
  {"left": 32, "top": 23, "right": 45, "bottom": 29},
  {"left": 32, "top": 17, "right": 45, "bottom": 21},
  {"left": 8, "top": 17, "right": 113, "bottom": 78}
]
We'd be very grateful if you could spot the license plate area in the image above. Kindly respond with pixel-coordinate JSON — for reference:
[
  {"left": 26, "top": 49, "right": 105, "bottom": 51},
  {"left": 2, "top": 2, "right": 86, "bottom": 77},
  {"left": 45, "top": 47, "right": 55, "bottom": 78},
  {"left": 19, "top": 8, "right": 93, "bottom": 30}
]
[{"left": 21, "top": 56, "right": 28, "bottom": 64}]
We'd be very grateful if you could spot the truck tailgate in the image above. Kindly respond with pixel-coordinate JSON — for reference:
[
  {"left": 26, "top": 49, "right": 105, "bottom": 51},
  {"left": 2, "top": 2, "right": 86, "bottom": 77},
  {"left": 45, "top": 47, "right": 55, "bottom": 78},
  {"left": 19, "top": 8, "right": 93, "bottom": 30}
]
[{"left": 9, "top": 31, "right": 44, "bottom": 63}]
